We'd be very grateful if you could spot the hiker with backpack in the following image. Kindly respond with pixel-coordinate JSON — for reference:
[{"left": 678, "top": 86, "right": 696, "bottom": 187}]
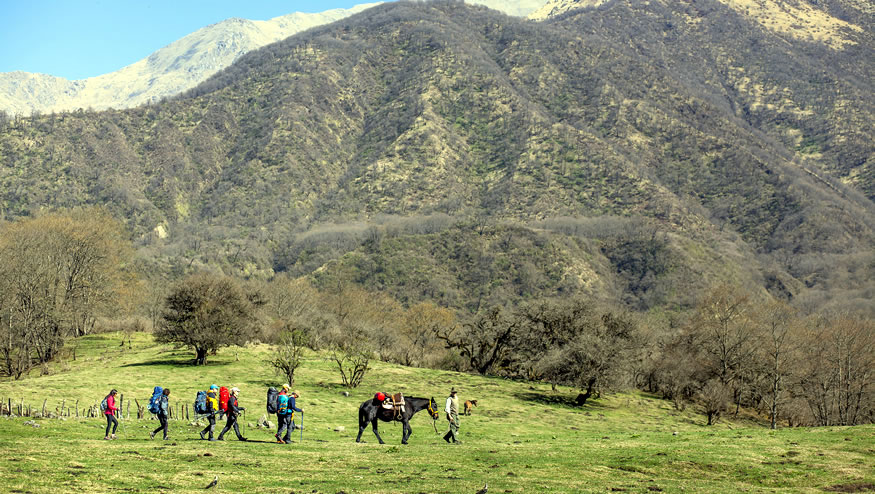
[
  {"left": 102, "top": 389, "right": 119, "bottom": 440},
  {"left": 198, "top": 385, "right": 220, "bottom": 441},
  {"left": 275, "top": 386, "right": 302, "bottom": 444},
  {"left": 218, "top": 387, "right": 247, "bottom": 441},
  {"left": 149, "top": 388, "right": 171, "bottom": 440}
]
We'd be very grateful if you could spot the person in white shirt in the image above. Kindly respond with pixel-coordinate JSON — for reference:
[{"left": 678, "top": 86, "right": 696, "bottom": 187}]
[{"left": 443, "top": 388, "right": 461, "bottom": 444}]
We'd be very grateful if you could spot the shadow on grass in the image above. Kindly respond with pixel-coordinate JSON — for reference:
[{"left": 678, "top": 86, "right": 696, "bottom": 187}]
[
  {"left": 120, "top": 358, "right": 233, "bottom": 368},
  {"left": 514, "top": 391, "right": 610, "bottom": 410}
]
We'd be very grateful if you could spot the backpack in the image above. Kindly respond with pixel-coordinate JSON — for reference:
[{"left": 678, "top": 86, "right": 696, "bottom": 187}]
[
  {"left": 195, "top": 390, "right": 208, "bottom": 415},
  {"left": 277, "top": 394, "right": 289, "bottom": 416},
  {"left": 206, "top": 391, "right": 218, "bottom": 413},
  {"left": 100, "top": 395, "right": 109, "bottom": 413},
  {"left": 267, "top": 387, "right": 279, "bottom": 415},
  {"left": 148, "top": 386, "right": 163, "bottom": 414},
  {"left": 219, "top": 386, "right": 230, "bottom": 412}
]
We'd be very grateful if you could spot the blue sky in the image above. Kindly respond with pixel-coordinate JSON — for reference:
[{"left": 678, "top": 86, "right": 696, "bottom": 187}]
[{"left": 0, "top": 1, "right": 376, "bottom": 80}]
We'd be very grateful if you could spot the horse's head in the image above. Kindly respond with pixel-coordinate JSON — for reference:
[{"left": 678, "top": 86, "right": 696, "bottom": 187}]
[{"left": 428, "top": 397, "right": 439, "bottom": 420}]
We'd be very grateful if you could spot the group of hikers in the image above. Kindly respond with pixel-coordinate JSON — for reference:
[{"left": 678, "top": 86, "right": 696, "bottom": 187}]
[
  {"left": 101, "top": 386, "right": 461, "bottom": 443},
  {"left": 101, "top": 385, "right": 302, "bottom": 442}
]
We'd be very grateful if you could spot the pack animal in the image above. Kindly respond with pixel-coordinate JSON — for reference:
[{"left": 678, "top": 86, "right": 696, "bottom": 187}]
[
  {"left": 464, "top": 399, "right": 478, "bottom": 416},
  {"left": 355, "top": 395, "right": 439, "bottom": 444}
]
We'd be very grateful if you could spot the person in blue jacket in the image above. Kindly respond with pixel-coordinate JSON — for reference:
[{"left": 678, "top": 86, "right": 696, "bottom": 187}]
[
  {"left": 277, "top": 389, "right": 303, "bottom": 444},
  {"left": 149, "top": 388, "right": 170, "bottom": 440}
]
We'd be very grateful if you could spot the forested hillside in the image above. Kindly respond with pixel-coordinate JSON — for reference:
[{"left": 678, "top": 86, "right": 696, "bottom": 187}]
[{"left": 0, "top": 0, "right": 873, "bottom": 315}]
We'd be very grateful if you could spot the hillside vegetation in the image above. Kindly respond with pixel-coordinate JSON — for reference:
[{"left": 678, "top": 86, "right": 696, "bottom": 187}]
[
  {"left": 0, "top": 332, "right": 872, "bottom": 493},
  {"left": 0, "top": 0, "right": 873, "bottom": 316}
]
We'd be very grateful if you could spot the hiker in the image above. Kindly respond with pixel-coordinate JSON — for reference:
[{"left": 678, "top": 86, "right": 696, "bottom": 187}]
[
  {"left": 218, "top": 387, "right": 247, "bottom": 441},
  {"left": 443, "top": 388, "right": 461, "bottom": 444},
  {"left": 275, "top": 385, "right": 289, "bottom": 443},
  {"left": 276, "top": 387, "right": 303, "bottom": 444},
  {"left": 288, "top": 390, "right": 303, "bottom": 434},
  {"left": 200, "top": 385, "right": 220, "bottom": 441},
  {"left": 103, "top": 389, "right": 119, "bottom": 440},
  {"left": 150, "top": 388, "right": 171, "bottom": 440}
]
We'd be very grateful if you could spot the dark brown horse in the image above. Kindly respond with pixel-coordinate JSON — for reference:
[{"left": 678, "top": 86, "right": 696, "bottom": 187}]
[{"left": 355, "top": 396, "right": 439, "bottom": 444}]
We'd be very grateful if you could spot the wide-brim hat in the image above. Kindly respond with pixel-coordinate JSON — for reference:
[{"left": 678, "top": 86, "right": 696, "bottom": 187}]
[{"left": 450, "top": 388, "right": 457, "bottom": 394}]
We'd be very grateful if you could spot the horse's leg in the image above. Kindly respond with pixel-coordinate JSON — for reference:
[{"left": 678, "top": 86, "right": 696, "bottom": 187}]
[
  {"left": 356, "top": 408, "right": 369, "bottom": 443},
  {"left": 372, "top": 418, "right": 385, "bottom": 445},
  {"left": 401, "top": 418, "right": 411, "bottom": 444}
]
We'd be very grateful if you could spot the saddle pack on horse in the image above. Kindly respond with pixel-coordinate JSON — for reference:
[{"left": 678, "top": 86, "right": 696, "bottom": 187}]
[{"left": 376, "top": 392, "right": 406, "bottom": 420}]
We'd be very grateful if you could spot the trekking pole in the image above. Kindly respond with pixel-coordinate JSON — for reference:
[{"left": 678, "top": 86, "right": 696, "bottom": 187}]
[{"left": 300, "top": 411, "right": 304, "bottom": 442}]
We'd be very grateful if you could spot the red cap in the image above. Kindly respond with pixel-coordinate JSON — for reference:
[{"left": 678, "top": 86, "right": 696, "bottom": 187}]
[{"left": 376, "top": 392, "right": 385, "bottom": 401}]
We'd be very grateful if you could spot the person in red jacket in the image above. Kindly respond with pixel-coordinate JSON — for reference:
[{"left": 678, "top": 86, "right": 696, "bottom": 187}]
[
  {"left": 103, "top": 389, "right": 119, "bottom": 440},
  {"left": 218, "top": 387, "right": 247, "bottom": 441}
]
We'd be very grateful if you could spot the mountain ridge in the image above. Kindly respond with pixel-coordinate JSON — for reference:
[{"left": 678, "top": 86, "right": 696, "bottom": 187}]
[{"left": 0, "top": 1, "right": 548, "bottom": 117}]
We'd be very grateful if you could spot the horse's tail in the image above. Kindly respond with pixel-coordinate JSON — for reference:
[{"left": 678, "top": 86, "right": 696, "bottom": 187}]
[{"left": 358, "top": 401, "right": 371, "bottom": 428}]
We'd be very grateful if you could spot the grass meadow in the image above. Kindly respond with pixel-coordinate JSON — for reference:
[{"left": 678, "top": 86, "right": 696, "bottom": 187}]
[{"left": 0, "top": 332, "right": 872, "bottom": 493}]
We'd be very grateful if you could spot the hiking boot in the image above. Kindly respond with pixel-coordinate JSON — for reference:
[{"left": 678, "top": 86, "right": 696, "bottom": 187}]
[
  {"left": 103, "top": 436, "right": 111, "bottom": 440},
  {"left": 111, "top": 434, "right": 117, "bottom": 440},
  {"left": 149, "top": 431, "right": 155, "bottom": 440},
  {"left": 208, "top": 438, "right": 217, "bottom": 441},
  {"left": 239, "top": 437, "right": 248, "bottom": 442},
  {"left": 217, "top": 436, "right": 224, "bottom": 441},
  {"left": 200, "top": 431, "right": 206, "bottom": 440}
]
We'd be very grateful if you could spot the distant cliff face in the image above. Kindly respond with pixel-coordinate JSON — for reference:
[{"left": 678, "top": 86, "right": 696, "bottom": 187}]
[
  {"left": 0, "top": 1, "right": 549, "bottom": 117},
  {"left": 528, "top": 0, "right": 609, "bottom": 20}
]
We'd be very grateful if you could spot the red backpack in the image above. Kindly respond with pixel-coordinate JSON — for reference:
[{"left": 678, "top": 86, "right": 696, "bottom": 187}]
[{"left": 219, "top": 386, "right": 230, "bottom": 412}]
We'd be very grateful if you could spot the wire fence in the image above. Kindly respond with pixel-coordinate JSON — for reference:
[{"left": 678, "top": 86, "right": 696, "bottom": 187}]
[{"left": 1, "top": 394, "right": 208, "bottom": 421}]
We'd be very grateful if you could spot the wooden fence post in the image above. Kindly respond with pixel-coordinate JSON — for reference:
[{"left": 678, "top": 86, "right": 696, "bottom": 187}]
[
  {"left": 75, "top": 400, "right": 79, "bottom": 418},
  {"left": 42, "top": 399, "right": 47, "bottom": 417}
]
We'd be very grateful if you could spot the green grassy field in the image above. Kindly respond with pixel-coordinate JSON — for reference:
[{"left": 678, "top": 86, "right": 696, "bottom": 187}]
[{"left": 0, "top": 332, "right": 872, "bottom": 493}]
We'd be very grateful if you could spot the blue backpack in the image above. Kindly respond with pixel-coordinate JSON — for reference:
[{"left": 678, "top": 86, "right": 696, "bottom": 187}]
[
  {"left": 148, "top": 386, "right": 163, "bottom": 414},
  {"left": 277, "top": 394, "right": 289, "bottom": 415},
  {"left": 195, "top": 390, "right": 208, "bottom": 415}
]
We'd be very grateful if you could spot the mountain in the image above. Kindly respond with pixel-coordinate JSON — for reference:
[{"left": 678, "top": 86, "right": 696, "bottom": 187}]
[
  {"left": 0, "top": 1, "right": 548, "bottom": 117},
  {"left": 1, "top": 0, "right": 872, "bottom": 315},
  {"left": 0, "top": 4, "right": 381, "bottom": 116}
]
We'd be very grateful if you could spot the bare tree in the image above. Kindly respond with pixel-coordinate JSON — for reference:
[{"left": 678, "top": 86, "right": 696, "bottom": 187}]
[
  {"left": 395, "top": 302, "right": 455, "bottom": 367},
  {"left": 436, "top": 306, "right": 521, "bottom": 375},
  {"left": 756, "top": 300, "right": 798, "bottom": 429},
  {"left": 692, "top": 285, "right": 758, "bottom": 386},
  {"left": 0, "top": 208, "right": 134, "bottom": 377},
  {"left": 267, "top": 326, "right": 310, "bottom": 386}
]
